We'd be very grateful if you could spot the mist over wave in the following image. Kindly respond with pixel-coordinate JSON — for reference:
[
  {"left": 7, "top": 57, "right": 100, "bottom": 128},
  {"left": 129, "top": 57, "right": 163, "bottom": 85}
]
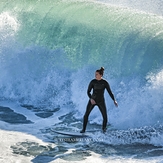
[
  {"left": 0, "top": 0, "right": 163, "bottom": 131},
  {"left": 96, "top": 0, "right": 163, "bottom": 16}
]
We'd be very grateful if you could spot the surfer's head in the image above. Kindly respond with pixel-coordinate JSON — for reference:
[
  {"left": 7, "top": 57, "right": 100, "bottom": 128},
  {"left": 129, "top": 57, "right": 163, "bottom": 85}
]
[
  {"left": 96, "top": 67, "right": 104, "bottom": 76},
  {"left": 95, "top": 67, "right": 104, "bottom": 80}
]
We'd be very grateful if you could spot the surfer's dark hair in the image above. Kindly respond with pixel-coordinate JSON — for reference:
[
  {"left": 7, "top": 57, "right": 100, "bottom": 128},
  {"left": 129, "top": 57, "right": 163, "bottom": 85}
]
[{"left": 96, "top": 67, "right": 105, "bottom": 76}]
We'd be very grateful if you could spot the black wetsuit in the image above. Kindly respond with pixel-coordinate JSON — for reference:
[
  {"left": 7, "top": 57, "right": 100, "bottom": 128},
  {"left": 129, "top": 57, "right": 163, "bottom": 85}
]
[{"left": 82, "top": 78, "right": 115, "bottom": 132}]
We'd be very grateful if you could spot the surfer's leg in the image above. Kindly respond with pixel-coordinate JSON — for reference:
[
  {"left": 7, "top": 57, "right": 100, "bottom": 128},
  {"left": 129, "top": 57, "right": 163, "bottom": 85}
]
[
  {"left": 98, "top": 101, "right": 108, "bottom": 132},
  {"left": 81, "top": 100, "right": 95, "bottom": 133}
]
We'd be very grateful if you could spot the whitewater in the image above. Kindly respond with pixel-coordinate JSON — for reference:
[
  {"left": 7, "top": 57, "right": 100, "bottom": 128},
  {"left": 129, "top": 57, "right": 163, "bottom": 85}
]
[{"left": 0, "top": 0, "right": 163, "bottom": 162}]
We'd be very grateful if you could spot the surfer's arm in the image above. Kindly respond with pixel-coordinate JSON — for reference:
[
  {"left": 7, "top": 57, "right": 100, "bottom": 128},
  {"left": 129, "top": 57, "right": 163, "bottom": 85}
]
[
  {"left": 87, "top": 80, "right": 93, "bottom": 99},
  {"left": 105, "top": 82, "right": 118, "bottom": 107},
  {"left": 105, "top": 82, "right": 115, "bottom": 100},
  {"left": 87, "top": 80, "right": 96, "bottom": 105}
]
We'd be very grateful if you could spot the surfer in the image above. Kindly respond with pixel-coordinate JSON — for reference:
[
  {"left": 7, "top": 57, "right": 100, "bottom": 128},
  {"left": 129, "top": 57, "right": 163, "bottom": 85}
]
[{"left": 80, "top": 67, "right": 118, "bottom": 133}]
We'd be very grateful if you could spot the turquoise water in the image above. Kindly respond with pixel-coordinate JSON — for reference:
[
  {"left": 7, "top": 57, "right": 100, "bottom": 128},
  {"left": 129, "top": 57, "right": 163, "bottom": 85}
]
[{"left": 1, "top": 0, "right": 163, "bottom": 73}]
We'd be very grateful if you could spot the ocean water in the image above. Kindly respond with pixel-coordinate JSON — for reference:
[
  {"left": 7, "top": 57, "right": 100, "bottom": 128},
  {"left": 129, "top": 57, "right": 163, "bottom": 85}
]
[{"left": 0, "top": 0, "right": 163, "bottom": 162}]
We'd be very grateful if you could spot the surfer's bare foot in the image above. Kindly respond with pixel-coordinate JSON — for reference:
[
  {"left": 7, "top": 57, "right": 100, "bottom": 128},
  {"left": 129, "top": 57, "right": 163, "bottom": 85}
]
[{"left": 80, "top": 130, "right": 85, "bottom": 133}]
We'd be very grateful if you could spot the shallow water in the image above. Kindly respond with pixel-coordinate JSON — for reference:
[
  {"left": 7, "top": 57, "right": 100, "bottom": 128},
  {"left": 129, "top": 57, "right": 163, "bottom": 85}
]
[{"left": 0, "top": 101, "right": 163, "bottom": 163}]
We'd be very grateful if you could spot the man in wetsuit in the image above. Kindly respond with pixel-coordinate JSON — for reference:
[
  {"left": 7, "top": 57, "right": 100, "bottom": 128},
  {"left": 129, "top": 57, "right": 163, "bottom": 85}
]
[{"left": 80, "top": 67, "right": 118, "bottom": 133}]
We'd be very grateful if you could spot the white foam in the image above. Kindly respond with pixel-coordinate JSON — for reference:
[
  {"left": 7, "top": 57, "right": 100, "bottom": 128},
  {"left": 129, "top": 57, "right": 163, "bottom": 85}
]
[
  {"left": 0, "top": 12, "right": 19, "bottom": 39},
  {"left": 0, "top": 129, "right": 55, "bottom": 163},
  {"left": 72, "top": 70, "right": 163, "bottom": 130}
]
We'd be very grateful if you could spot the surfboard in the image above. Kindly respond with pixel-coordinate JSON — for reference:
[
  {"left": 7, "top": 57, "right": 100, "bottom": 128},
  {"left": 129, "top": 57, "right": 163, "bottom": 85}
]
[
  {"left": 51, "top": 129, "right": 90, "bottom": 137},
  {"left": 51, "top": 125, "right": 115, "bottom": 138}
]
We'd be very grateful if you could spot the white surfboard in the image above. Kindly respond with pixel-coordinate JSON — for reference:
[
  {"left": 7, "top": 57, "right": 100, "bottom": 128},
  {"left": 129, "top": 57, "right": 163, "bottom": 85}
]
[{"left": 51, "top": 129, "right": 90, "bottom": 137}]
